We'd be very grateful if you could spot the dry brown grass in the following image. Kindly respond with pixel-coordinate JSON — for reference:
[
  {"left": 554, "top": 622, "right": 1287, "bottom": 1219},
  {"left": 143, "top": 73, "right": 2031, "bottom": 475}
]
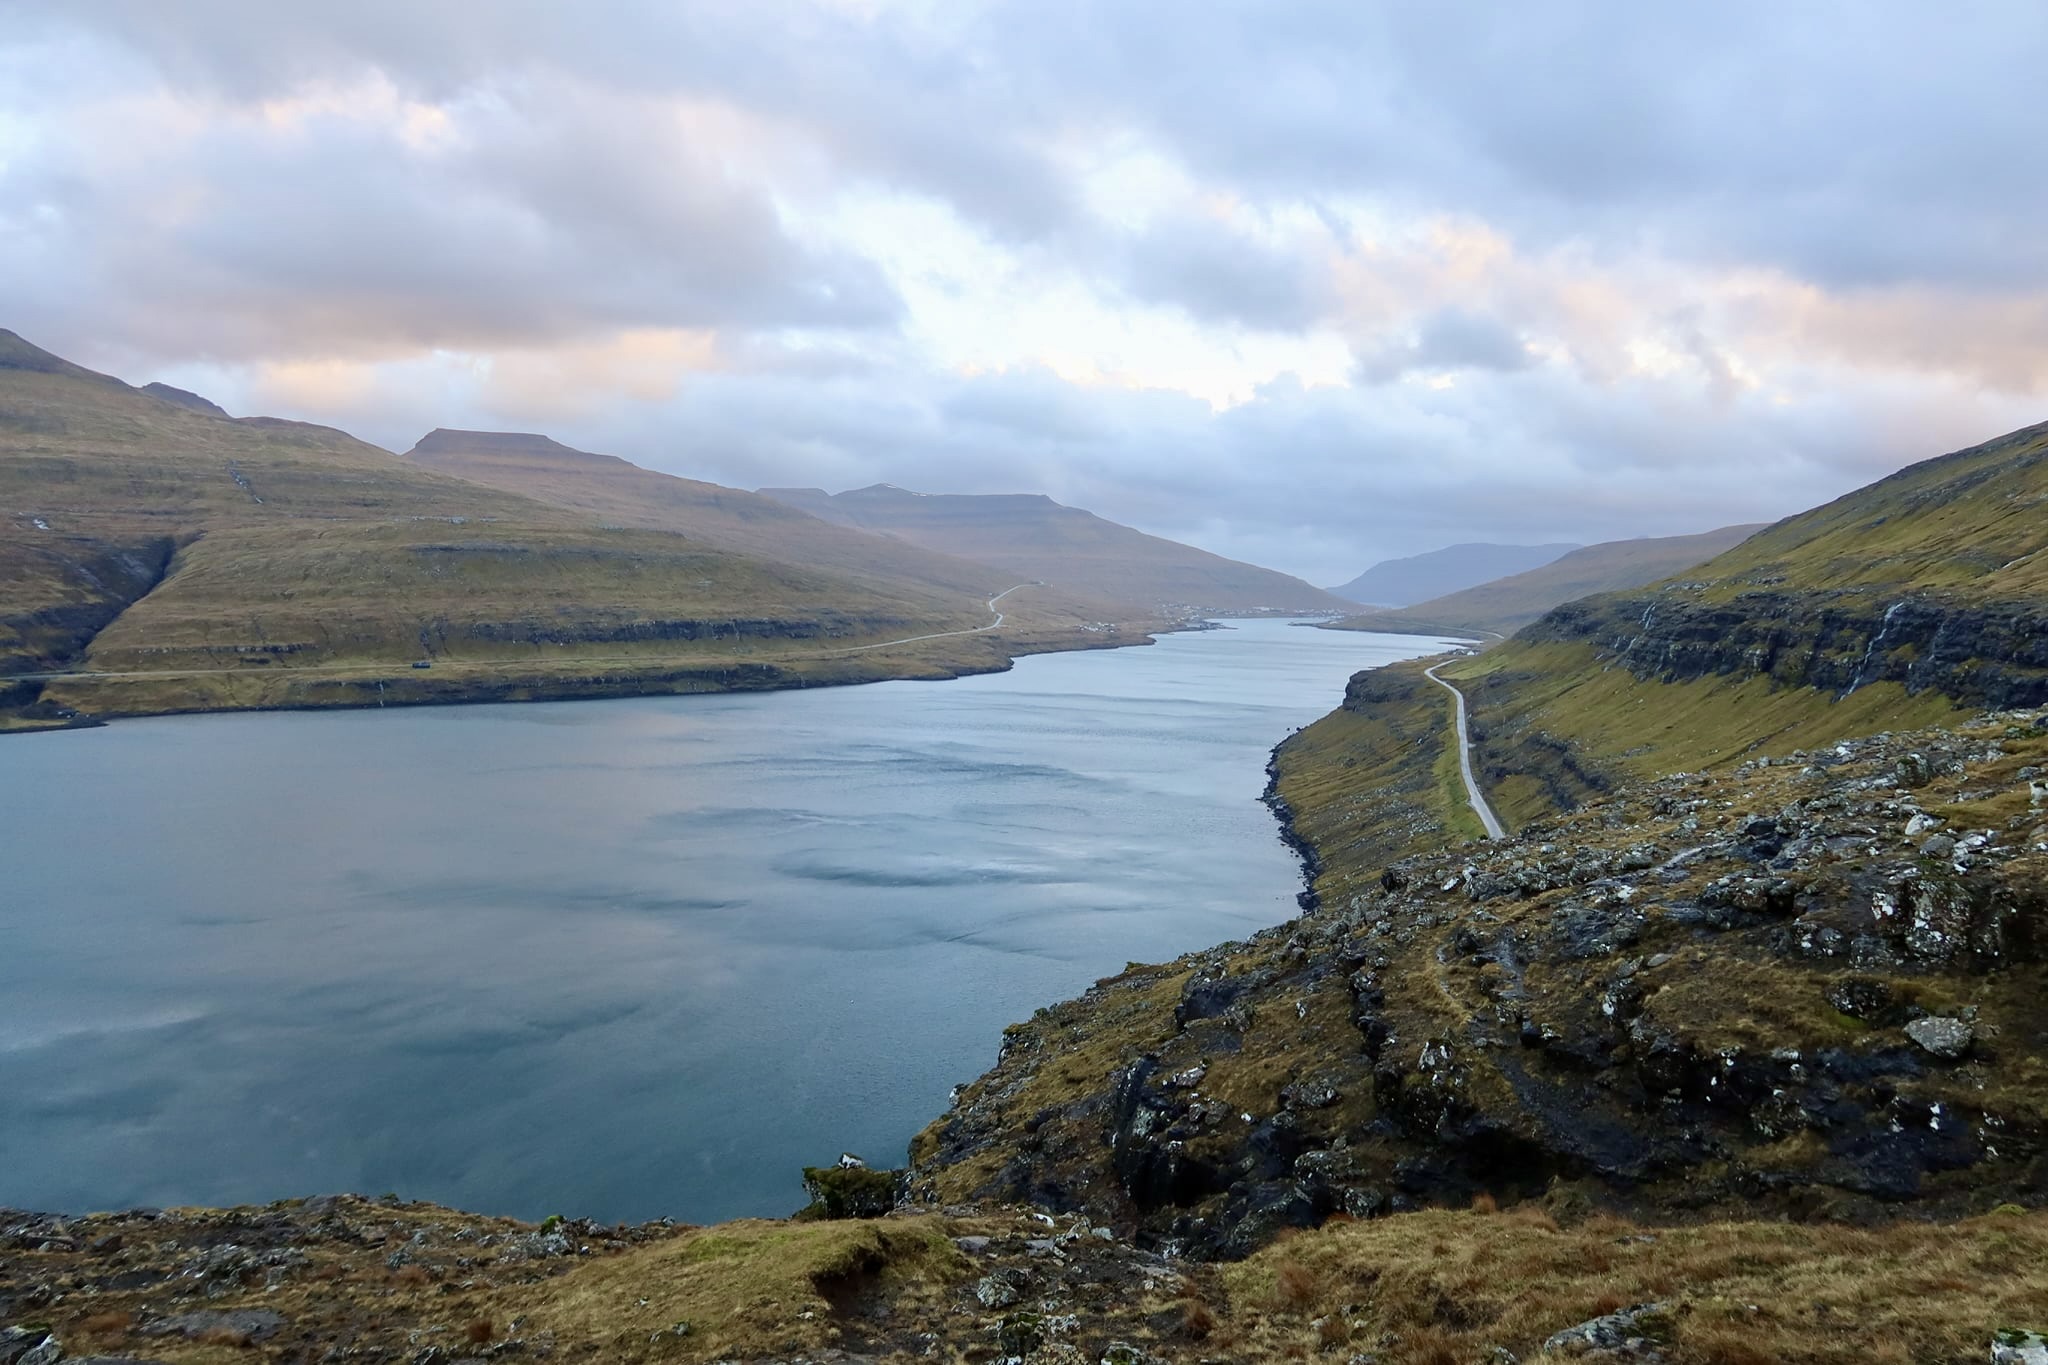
[
  {"left": 77, "top": 1310, "right": 132, "bottom": 1336},
  {"left": 1217, "top": 1207, "right": 2048, "bottom": 1364},
  {"left": 487, "top": 1216, "right": 971, "bottom": 1364},
  {"left": 1270, "top": 1258, "right": 1320, "bottom": 1312}
]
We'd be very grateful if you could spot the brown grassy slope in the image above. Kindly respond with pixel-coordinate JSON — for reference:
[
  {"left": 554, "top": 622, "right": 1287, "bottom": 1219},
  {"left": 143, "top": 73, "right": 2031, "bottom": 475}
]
[
  {"left": 402, "top": 429, "right": 1128, "bottom": 628},
  {"left": 14, "top": 1193, "right": 2047, "bottom": 1365},
  {"left": 1330, "top": 522, "right": 1768, "bottom": 637},
  {"left": 0, "top": 330, "right": 1015, "bottom": 723},
  {"left": 759, "top": 482, "right": 1354, "bottom": 615}
]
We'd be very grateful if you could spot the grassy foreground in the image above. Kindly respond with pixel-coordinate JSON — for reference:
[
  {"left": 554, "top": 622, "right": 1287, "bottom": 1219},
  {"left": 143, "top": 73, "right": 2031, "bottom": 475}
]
[{"left": 5, "top": 1195, "right": 2045, "bottom": 1363}]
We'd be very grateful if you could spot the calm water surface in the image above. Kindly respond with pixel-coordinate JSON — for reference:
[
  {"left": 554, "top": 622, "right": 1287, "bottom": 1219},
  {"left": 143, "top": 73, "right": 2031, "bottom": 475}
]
[{"left": 1, "top": 621, "right": 1447, "bottom": 1221}]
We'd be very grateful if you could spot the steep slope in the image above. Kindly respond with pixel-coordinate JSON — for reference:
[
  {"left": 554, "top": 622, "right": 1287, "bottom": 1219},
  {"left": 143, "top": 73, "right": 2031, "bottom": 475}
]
[
  {"left": 403, "top": 429, "right": 1123, "bottom": 628},
  {"left": 1328, "top": 541, "right": 1579, "bottom": 606},
  {"left": 758, "top": 483, "right": 1350, "bottom": 615},
  {"left": 0, "top": 331, "right": 1050, "bottom": 727},
  {"left": 919, "top": 709, "right": 2048, "bottom": 1258},
  {"left": 1277, "top": 420, "right": 2048, "bottom": 869},
  {"left": 1331, "top": 523, "right": 1768, "bottom": 636}
]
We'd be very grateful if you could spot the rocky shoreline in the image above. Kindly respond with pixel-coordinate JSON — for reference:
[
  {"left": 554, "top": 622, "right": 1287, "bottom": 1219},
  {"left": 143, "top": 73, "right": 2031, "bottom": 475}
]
[{"left": 910, "top": 708, "right": 2048, "bottom": 1258}]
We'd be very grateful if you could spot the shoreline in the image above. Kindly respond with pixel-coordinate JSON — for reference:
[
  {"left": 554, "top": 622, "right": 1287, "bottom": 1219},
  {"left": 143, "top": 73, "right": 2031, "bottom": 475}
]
[{"left": 0, "top": 622, "right": 1179, "bottom": 737}]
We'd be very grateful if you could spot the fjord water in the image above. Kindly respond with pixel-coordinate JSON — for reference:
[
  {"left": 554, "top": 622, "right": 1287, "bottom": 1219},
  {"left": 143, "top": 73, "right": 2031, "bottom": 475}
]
[{"left": 1, "top": 621, "right": 1447, "bottom": 1222}]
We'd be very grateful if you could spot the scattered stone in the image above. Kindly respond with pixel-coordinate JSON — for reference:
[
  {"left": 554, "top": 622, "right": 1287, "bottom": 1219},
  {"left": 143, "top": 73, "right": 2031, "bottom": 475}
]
[
  {"left": 1541, "top": 1302, "right": 1672, "bottom": 1360},
  {"left": 0, "top": 1329, "right": 61, "bottom": 1365},
  {"left": 975, "top": 1269, "right": 1027, "bottom": 1308},
  {"left": 138, "top": 1308, "right": 285, "bottom": 1342},
  {"left": 1904, "top": 1016, "right": 1974, "bottom": 1059},
  {"left": 1993, "top": 1329, "right": 2048, "bottom": 1364},
  {"left": 995, "top": 1310, "right": 1044, "bottom": 1356}
]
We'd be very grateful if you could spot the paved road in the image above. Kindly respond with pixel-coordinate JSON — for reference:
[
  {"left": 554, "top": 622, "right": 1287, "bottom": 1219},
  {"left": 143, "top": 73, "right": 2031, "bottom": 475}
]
[{"left": 1424, "top": 660, "right": 1506, "bottom": 840}]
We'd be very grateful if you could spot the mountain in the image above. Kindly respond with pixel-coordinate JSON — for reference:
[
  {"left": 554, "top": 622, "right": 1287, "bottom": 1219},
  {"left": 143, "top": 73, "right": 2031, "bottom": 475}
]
[
  {"left": 139, "top": 380, "right": 230, "bottom": 417},
  {"left": 0, "top": 330, "right": 1105, "bottom": 729},
  {"left": 757, "top": 483, "right": 1351, "bottom": 614},
  {"left": 1331, "top": 523, "right": 1768, "bottom": 636},
  {"left": 402, "top": 430, "right": 1116, "bottom": 624},
  {"left": 1279, "top": 418, "right": 2048, "bottom": 871},
  {"left": 1327, "top": 541, "right": 1580, "bottom": 606},
  {"left": 904, "top": 423, "right": 2048, "bottom": 1269}
]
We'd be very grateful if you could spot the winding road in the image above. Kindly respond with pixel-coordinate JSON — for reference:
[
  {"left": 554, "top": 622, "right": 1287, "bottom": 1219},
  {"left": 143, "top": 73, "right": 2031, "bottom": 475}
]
[
  {"left": 821, "top": 582, "right": 1038, "bottom": 655},
  {"left": 1424, "top": 659, "right": 1505, "bottom": 840}
]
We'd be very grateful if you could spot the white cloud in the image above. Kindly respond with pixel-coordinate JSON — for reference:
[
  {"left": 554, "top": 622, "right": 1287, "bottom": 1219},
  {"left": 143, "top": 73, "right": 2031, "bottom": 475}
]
[{"left": 5, "top": 0, "right": 2046, "bottom": 584}]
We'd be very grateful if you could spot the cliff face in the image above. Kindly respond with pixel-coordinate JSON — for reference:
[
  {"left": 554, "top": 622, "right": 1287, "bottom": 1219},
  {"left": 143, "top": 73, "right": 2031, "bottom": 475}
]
[
  {"left": 912, "top": 710, "right": 2048, "bottom": 1259},
  {"left": 1528, "top": 586, "right": 2048, "bottom": 711}
]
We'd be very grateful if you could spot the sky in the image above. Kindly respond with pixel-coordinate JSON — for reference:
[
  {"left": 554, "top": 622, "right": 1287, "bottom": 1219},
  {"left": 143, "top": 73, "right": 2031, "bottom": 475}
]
[{"left": 5, "top": 2, "right": 2046, "bottom": 584}]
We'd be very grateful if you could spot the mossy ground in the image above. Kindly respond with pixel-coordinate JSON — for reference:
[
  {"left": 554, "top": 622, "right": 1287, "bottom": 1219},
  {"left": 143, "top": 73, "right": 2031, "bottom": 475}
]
[{"left": 13, "top": 1195, "right": 2048, "bottom": 1363}]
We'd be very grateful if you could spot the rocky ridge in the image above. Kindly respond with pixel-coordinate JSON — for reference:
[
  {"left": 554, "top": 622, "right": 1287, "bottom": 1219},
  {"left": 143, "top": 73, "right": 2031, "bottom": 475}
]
[{"left": 911, "top": 709, "right": 2048, "bottom": 1259}]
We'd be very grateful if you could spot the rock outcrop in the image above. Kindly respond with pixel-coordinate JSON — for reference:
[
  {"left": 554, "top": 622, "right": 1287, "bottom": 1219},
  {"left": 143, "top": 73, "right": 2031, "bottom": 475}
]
[{"left": 912, "top": 710, "right": 2048, "bottom": 1259}]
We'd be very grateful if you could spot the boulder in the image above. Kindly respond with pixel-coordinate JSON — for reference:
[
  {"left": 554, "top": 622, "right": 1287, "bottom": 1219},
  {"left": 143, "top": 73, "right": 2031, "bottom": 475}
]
[
  {"left": 1993, "top": 1330, "right": 2048, "bottom": 1364},
  {"left": 1541, "top": 1302, "right": 1672, "bottom": 1361},
  {"left": 137, "top": 1309, "right": 285, "bottom": 1342},
  {"left": 799, "top": 1163, "right": 903, "bottom": 1219},
  {"left": 1904, "top": 1016, "right": 1974, "bottom": 1059},
  {"left": 0, "top": 1329, "right": 60, "bottom": 1365}
]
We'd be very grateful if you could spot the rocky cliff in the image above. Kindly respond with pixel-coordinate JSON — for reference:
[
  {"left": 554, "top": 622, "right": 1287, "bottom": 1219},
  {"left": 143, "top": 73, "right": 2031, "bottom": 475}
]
[
  {"left": 912, "top": 709, "right": 2048, "bottom": 1260},
  {"left": 1527, "top": 586, "right": 2048, "bottom": 712}
]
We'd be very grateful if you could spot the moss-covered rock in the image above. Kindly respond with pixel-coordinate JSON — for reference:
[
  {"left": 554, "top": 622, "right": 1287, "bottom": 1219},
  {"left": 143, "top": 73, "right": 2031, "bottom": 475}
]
[{"left": 796, "top": 1163, "right": 903, "bottom": 1219}]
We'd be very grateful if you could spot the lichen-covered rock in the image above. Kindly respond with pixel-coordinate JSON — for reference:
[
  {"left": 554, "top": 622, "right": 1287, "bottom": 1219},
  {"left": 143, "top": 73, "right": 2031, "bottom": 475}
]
[
  {"left": 1905, "top": 1016, "right": 1974, "bottom": 1059},
  {"left": 0, "top": 1329, "right": 61, "bottom": 1365},
  {"left": 1541, "top": 1302, "right": 1672, "bottom": 1360},
  {"left": 799, "top": 1163, "right": 904, "bottom": 1219},
  {"left": 1993, "top": 1329, "right": 2048, "bottom": 1364},
  {"left": 910, "top": 711, "right": 2048, "bottom": 1258}
]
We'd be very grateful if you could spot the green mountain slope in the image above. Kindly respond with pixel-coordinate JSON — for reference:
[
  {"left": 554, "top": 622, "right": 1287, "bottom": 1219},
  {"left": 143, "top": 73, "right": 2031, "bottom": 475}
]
[
  {"left": 0, "top": 331, "right": 1068, "bottom": 727},
  {"left": 906, "top": 424, "right": 2048, "bottom": 1266},
  {"left": 403, "top": 429, "right": 1125, "bottom": 628},
  {"left": 1278, "top": 419, "right": 2048, "bottom": 865},
  {"left": 759, "top": 483, "right": 1351, "bottom": 615},
  {"left": 1331, "top": 522, "right": 1767, "bottom": 636}
]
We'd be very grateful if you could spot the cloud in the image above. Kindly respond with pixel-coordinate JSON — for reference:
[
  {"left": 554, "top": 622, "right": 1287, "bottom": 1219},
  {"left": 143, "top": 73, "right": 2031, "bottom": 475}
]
[
  {"left": 6, "top": 0, "right": 2047, "bottom": 586},
  {"left": 1353, "top": 308, "right": 1537, "bottom": 384}
]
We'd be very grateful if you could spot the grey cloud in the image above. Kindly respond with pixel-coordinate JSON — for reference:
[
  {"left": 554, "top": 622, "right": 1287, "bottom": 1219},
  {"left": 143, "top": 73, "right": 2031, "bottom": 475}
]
[
  {"left": 1116, "top": 217, "right": 1331, "bottom": 331},
  {"left": 1354, "top": 309, "right": 1537, "bottom": 384},
  {"left": 28, "top": 1, "right": 2048, "bottom": 314},
  {"left": 1, "top": 50, "right": 899, "bottom": 363},
  {"left": 10, "top": 0, "right": 2048, "bottom": 583}
]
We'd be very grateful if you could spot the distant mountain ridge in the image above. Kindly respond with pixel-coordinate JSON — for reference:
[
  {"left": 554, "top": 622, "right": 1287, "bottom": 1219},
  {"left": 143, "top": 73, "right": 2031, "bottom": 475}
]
[
  {"left": 758, "top": 483, "right": 1350, "bottom": 615},
  {"left": 401, "top": 430, "right": 1114, "bottom": 613},
  {"left": 1328, "top": 541, "right": 1580, "bottom": 606},
  {"left": 1334, "top": 523, "right": 1768, "bottom": 636},
  {"left": 0, "top": 329, "right": 1136, "bottom": 729}
]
